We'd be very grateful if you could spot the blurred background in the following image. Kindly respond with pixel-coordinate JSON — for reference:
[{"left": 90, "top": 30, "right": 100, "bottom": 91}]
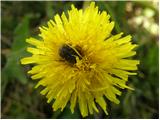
[{"left": 1, "top": 1, "right": 159, "bottom": 119}]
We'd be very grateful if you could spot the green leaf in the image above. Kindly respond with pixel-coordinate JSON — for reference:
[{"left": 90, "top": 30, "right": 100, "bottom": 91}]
[
  {"left": 1, "top": 70, "right": 9, "bottom": 100},
  {"left": 3, "top": 14, "right": 31, "bottom": 85},
  {"left": 46, "top": 2, "right": 55, "bottom": 19},
  {"left": 12, "top": 15, "right": 31, "bottom": 51}
]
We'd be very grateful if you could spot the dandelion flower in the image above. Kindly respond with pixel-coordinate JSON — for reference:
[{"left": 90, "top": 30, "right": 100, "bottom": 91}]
[{"left": 21, "top": 2, "right": 139, "bottom": 117}]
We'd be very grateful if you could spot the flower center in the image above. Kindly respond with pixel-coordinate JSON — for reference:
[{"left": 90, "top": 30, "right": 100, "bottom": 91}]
[{"left": 59, "top": 44, "right": 82, "bottom": 64}]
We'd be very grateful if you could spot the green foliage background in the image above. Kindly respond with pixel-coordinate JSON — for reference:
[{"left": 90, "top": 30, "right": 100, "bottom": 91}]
[{"left": 1, "top": 1, "right": 159, "bottom": 119}]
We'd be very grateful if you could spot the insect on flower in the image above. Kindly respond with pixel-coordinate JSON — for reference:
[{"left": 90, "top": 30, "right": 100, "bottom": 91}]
[
  {"left": 21, "top": 2, "right": 139, "bottom": 117},
  {"left": 59, "top": 44, "right": 82, "bottom": 64}
]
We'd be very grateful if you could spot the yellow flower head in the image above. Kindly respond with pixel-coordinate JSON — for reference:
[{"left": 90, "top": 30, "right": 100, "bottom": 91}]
[{"left": 21, "top": 2, "right": 139, "bottom": 117}]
